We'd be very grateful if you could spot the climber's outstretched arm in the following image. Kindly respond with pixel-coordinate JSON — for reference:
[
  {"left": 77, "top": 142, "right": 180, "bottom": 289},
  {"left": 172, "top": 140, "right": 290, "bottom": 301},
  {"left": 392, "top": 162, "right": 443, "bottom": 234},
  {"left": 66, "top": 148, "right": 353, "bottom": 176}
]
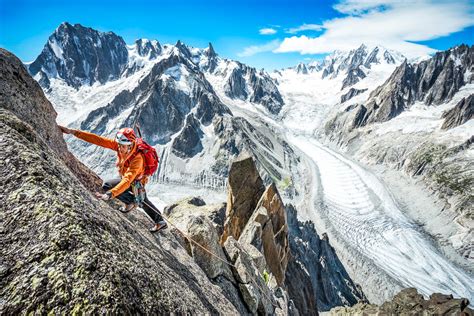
[{"left": 59, "top": 125, "right": 117, "bottom": 151}]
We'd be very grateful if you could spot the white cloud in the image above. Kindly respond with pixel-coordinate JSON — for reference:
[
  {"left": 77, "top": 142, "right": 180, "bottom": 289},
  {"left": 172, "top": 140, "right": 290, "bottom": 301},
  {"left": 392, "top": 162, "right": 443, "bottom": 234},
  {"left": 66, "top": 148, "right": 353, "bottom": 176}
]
[
  {"left": 274, "top": 0, "right": 474, "bottom": 58},
  {"left": 238, "top": 39, "right": 281, "bottom": 57},
  {"left": 286, "top": 23, "right": 323, "bottom": 34},
  {"left": 259, "top": 28, "right": 277, "bottom": 35},
  {"left": 333, "top": 0, "right": 409, "bottom": 15}
]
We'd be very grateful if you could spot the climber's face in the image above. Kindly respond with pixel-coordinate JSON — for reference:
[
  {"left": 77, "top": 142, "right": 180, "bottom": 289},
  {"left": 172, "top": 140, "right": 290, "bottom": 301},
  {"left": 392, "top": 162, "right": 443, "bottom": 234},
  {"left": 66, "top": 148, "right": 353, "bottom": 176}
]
[{"left": 118, "top": 143, "right": 131, "bottom": 155}]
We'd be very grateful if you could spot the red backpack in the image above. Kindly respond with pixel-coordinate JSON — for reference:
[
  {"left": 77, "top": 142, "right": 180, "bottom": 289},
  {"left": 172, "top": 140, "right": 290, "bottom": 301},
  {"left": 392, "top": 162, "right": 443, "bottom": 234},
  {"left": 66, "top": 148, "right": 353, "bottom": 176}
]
[{"left": 135, "top": 138, "right": 159, "bottom": 176}]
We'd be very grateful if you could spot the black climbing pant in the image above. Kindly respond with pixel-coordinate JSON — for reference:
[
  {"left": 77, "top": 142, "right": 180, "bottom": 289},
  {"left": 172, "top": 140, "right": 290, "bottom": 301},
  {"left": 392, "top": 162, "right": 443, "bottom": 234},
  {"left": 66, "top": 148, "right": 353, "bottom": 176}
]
[{"left": 103, "top": 178, "right": 164, "bottom": 223}]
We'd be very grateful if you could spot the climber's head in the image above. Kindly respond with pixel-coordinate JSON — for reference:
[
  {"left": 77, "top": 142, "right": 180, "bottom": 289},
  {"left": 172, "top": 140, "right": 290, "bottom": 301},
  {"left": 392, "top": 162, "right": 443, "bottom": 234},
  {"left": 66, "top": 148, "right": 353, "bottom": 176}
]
[{"left": 116, "top": 128, "right": 136, "bottom": 154}]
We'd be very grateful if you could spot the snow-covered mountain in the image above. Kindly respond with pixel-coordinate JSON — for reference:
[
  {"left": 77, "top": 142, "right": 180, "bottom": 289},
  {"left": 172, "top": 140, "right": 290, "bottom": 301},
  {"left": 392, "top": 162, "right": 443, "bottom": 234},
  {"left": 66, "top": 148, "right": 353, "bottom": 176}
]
[
  {"left": 282, "top": 44, "right": 406, "bottom": 91},
  {"left": 28, "top": 22, "right": 129, "bottom": 89},
  {"left": 271, "top": 44, "right": 406, "bottom": 135},
  {"left": 27, "top": 22, "right": 474, "bottom": 308}
]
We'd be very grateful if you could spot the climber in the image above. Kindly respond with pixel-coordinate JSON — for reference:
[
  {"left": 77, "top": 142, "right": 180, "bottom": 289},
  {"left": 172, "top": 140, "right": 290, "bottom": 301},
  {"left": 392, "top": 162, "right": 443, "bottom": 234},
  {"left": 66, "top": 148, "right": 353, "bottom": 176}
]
[{"left": 58, "top": 125, "right": 168, "bottom": 233}]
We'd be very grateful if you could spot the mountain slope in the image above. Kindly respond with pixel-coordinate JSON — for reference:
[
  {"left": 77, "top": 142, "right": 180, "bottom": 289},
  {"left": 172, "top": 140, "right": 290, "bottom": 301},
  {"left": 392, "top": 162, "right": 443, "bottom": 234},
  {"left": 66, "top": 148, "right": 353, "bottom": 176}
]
[{"left": 23, "top": 23, "right": 474, "bottom": 310}]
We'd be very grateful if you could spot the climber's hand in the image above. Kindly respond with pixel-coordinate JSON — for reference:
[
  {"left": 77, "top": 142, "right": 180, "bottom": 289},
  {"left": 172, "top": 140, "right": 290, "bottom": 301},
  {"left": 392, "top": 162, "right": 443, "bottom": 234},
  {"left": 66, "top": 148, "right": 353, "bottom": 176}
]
[
  {"left": 59, "top": 125, "right": 74, "bottom": 134},
  {"left": 95, "top": 191, "right": 112, "bottom": 201}
]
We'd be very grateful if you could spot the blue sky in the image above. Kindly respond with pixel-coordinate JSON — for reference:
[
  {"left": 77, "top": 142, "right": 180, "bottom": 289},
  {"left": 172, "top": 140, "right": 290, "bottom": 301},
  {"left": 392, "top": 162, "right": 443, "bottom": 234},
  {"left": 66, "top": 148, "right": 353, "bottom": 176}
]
[{"left": 1, "top": 0, "right": 473, "bottom": 70}]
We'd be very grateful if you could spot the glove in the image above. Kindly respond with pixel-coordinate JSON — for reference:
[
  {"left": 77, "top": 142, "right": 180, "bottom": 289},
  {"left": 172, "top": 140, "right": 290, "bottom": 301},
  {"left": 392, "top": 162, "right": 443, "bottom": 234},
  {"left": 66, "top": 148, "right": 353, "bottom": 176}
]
[
  {"left": 59, "top": 125, "right": 75, "bottom": 135},
  {"left": 95, "top": 191, "right": 112, "bottom": 201}
]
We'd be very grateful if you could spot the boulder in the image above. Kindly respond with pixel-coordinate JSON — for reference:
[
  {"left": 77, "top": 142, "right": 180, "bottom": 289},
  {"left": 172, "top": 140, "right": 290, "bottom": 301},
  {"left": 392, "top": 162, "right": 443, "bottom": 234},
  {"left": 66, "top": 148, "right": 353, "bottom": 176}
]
[{"left": 164, "top": 197, "right": 233, "bottom": 280}]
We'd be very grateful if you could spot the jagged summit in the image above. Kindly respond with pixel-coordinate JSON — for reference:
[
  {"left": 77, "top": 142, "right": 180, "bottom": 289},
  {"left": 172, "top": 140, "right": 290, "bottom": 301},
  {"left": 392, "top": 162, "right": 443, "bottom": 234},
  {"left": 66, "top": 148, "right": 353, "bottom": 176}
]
[
  {"left": 133, "top": 38, "right": 162, "bottom": 58},
  {"left": 320, "top": 44, "right": 404, "bottom": 85},
  {"left": 284, "top": 43, "right": 405, "bottom": 76},
  {"left": 275, "top": 43, "right": 405, "bottom": 93},
  {"left": 28, "top": 22, "right": 283, "bottom": 117},
  {"left": 28, "top": 22, "right": 129, "bottom": 89},
  {"left": 204, "top": 42, "right": 217, "bottom": 58}
]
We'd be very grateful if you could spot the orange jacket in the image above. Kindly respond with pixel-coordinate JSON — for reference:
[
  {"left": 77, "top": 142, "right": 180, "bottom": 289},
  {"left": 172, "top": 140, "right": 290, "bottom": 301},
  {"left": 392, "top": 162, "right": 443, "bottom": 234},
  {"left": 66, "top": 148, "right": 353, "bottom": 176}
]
[{"left": 73, "top": 130, "right": 145, "bottom": 198}]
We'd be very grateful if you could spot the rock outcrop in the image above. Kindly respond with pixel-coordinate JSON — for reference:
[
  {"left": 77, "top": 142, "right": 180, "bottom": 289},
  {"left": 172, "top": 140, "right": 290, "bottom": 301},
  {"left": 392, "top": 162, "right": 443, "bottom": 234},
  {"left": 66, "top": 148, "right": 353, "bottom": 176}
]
[
  {"left": 162, "top": 180, "right": 295, "bottom": 314},
  {"left": 164, "top": 197, "right": 232, "bottom": 280},
  {"left": 340, "top": 88, "right": 368, "bottom": 103},
  {"left": 329, "top": 288, "right": 473, "bottom": 315},
  {"left": 441, "top": 94, "right": 474, "bottom": 130},
  {"left": 239, "top": 183, "right": 290, "bottom": 286},
  {"left": 221, "top": 156, "right": 266, "bottom": 243},
  {"left": 341, "top": 67, "right": 366, "bottom": 90},
  {"left": 285, "top": 205, "right": 366, "bottom": 313}
]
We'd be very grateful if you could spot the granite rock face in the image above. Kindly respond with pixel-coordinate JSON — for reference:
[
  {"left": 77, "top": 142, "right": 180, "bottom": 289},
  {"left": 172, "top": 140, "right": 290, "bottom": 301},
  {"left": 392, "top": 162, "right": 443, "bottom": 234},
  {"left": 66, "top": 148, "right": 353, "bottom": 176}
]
[
  {"left": 221, "top": 156, "right": 266, "bottom": 244},
  {"left": 441, "top": 94, "right": 474, "bottom": 130},
  {"left": 0, "top": 48, "right": 101, "bottom": 192},
  {"left": 171, "top": 114, "right": 204, "bottom": 158},
  {"left": 285, "top": 205, "right": 366, "bottom": 313},
  {"left": 239, "top": 183, "right": 290, "bottom": 287}
]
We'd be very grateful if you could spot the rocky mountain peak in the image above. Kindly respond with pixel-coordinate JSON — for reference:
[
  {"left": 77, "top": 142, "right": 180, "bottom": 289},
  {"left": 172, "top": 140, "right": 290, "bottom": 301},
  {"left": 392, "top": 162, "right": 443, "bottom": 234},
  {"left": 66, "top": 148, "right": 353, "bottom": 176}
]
[
  {"left": 327, "top": 44, "right": 474, "bottom": 140},
  {"left": 28, "top": 22, "right": 129, "bottom": 89},
  {"left": 174, "top": 40, "right": 192, "bottom": 58},
  {"left": 204, "top": 42, "right": 217, "bottom": 58},
  {"left": 352, "top": 44, "right": 474, "bottom": 126},
  {"left": 319, "top": 44, "right": 404, "bottom": 88},
  {"left": 295, "top": 62, "right": 309, "bottom": 74},
  {"left": 134, "top": 38, "right": 162, "bottom": 59},
  {"left": 222, "top": 62, "right": 285, "bottom": 115},
  {"left": 199, "top": 42, "right": 219, "bottom": 73}
]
